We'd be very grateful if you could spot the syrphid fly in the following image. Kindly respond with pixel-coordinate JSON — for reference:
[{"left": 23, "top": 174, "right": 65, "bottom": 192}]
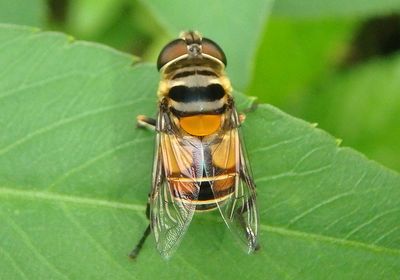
[{"left": 130, "top": 31, "right": 259, "bottom": 259}]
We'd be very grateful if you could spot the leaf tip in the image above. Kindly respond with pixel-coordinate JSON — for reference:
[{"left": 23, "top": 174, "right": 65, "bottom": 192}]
[
  {"left": 311, "top": 122, "right": 318, "bottom": 128},
  {"left": 31, "top": 27, "right": 41, "bottom": 33},
  {"left": 67, "top": 35, "right": 76, "bottom": 44},
  {"left": 336, "top": 138, "right": 343, "bottom": 146},
  {"left": 130, "top": 56, "right": 142, "bottom": 66},
  {"left": 247, "top": 97, "right": 259, "bottom": 112}
]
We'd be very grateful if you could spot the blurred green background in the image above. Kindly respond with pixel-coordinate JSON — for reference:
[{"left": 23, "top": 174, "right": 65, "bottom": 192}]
[{"left": 1, "top": 0, "right": 400, "bottom": 172}]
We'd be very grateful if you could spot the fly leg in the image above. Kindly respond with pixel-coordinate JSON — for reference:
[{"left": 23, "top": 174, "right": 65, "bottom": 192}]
[
  {"left": 129, "top": 116, "right": 156, "bottom": 259},
  {"left": 137, "top": 115, "right": 156, "bottom": 130},
  {"left": 238, "top": 100, "right": 258, "bottom": 124},
  {"left": 129, "top": 198, "right": 151, "bottom": 259},
  {"left": 238, "top": 113, "right": 246, "bottom": 124}
]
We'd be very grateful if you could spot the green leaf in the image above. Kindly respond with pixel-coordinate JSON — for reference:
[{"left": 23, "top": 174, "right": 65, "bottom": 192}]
[
  {"left": 67, "top": 0, "right": 124, "bottom": 36},
  {"left": 272, "top": 0, "right": 400, "bottom": 18},
  {"left": 301, "top": 54, "right": 400, "bottom": 172},
  {"left": 0, "top": 0, "right": 45, "bottom": 27},
  {"left": 140, "top": 0, "right": 274, "bottom": 90},
  {"left": 247, "top": 17, "right": 356, "bottom": 109},
  {"left": 64, "top": 0, "right": 160, "bottom": 55},
  {"left": 1, "top": 25, "right": 400, "bottom": 279}
]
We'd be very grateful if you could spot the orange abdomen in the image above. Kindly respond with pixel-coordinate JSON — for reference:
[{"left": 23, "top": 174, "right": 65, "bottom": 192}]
[{"left": 161, "top": 126, "right": 239, "bottom": 211}]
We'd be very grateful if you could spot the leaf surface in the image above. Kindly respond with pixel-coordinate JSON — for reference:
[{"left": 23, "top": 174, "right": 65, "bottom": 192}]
[
  {"left": 247, "top": 18, "right": 356, "bottom": 108},
  {"left": 0, "top": 0, "right": 45, "bottom": 27},
  {"left": 0, "top": 25, "right": 399, "bottom": 280},
  {"left": 272, "top": 0, "right": 400, "bottom": 18},
  {"left": 301, "top": 54, "right": 400, "bottom": 171}
]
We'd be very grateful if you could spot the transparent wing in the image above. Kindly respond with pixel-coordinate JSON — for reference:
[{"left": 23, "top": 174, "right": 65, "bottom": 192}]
[
  {"left": 149, "top": 110, "right": 200, "bottom": 259},
  {"left": 205, "top": 106, "right": 259, "bottom": 252},
  {"left": 225, "top": 138, "right": 259, "bottom": 252}
]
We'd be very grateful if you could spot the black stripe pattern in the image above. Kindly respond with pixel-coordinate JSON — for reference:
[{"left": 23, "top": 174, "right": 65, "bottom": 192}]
[
  {"left": 172, "top": 70, "right": 217, "bottom": 79},
  {"left": 170, "top": 105, "right": 226, "bottom": 117},
  {"left": 168, "top": 84, "right": 225, "bottom": 103}
]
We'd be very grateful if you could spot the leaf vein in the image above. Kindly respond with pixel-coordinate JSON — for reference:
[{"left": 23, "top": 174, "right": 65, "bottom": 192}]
[
  {"left": 257, "top": 164, "right": 332, "bottom": 182},
  {"left": 2, "top": 187, "right": 399, "bottom": 256},
  {"left": 322, "top": 206, "right": 361, "bottom": 232},
  {"left": 60, "top": 204, "right": 135, "bottom": 279},
  {"left": 344, "top": 208, "right": 400, "bottom": 240},
  {"left": 0, "top": 187, "right": 145, "bottom": 212},
  {"left": 249, "top": 135, "right": 306, "bottom": 154},
  {"left": 287, "top": 191, "right": 357, "bottom": 227},
  {"left": 0, "top": 99, "right": 144, "bottom": 157},
  {"left": 263, "top": 224, "right": 400, "bottom": 256},
  {"left": 372, "top": 226, "right": 400, "bottom": 245},
  {"left": 292, "top": 146, "right": 329, "bottom": 172},
  {"left": 0, "top": 246, "right": 29, "bottom": 280},
  {"left": 0, "top": 210, "right": 70, "bottom": 279},
  {"left": 46, "top": 136, "right": 152, "bottom": 190}
]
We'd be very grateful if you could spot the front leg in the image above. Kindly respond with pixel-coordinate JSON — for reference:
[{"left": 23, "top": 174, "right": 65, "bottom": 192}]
[
  {"left": 137, "top": 115, "right": 156, "bottom": 130},
  {"left": 238, "top": 113, "right": 246, "bottom": 124}
]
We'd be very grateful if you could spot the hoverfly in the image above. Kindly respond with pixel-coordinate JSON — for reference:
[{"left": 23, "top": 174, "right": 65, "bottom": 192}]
[{"left": 130, "top": 31, "right": 259, "bottom": 259}]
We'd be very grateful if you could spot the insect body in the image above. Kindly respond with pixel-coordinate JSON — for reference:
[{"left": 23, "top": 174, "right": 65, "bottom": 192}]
[{"left": 131, "top": 31, "right": 259, "bottom": 259}]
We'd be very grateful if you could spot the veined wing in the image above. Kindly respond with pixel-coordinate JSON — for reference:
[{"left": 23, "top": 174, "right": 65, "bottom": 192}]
[
  {"left": 149, "top": 109, "right": 202, "bottom": 259},
  {"left": 205, "top": 106, "right": 259, "bottom": 252}
]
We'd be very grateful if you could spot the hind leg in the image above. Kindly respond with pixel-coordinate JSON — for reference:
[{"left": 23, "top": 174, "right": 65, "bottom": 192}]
[{"left": 129, "top": 200, "right": 151, "bottom": 259}]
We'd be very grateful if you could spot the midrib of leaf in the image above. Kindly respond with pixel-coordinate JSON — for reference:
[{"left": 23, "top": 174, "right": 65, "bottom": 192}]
[
  {"left": 0, "top": 187, "right": 144, "bottom": 212},
  {"left": 261, "top": 225, "right": 400, "bottom": 256},
  {"left": 2, "top": 186, "right": 399, "bottom": 257}
]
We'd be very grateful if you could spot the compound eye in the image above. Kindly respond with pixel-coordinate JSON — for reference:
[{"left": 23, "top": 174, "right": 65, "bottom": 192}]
[
  {"left": 201, "top": 38, "right": 227, "bottom": 66},
  {"left": 157, "top": 39, "right": 187, "bottom": 70}
]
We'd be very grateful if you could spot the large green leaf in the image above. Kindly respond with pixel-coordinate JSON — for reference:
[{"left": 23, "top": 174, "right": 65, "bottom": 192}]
[
  {"left": 66, "top": 0, "right": 123, "bottom": 36},
  {"left": 301, "top": 54, "right": 400, "bottom": 172},
  {"left": 247, "top": 17, "right": 356, "bottom": 109},
  {"left": 272, "top": 0, "right": 400, "bottom": 18},
  {"left": 0, "top": 0, "right": 45, "bottom": 27},
  {"left": 0, "top": 25, "right": 400, "bottom": 279},
  {"left": 139, "top": 0, "right": 274, "bottom": 90}
]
